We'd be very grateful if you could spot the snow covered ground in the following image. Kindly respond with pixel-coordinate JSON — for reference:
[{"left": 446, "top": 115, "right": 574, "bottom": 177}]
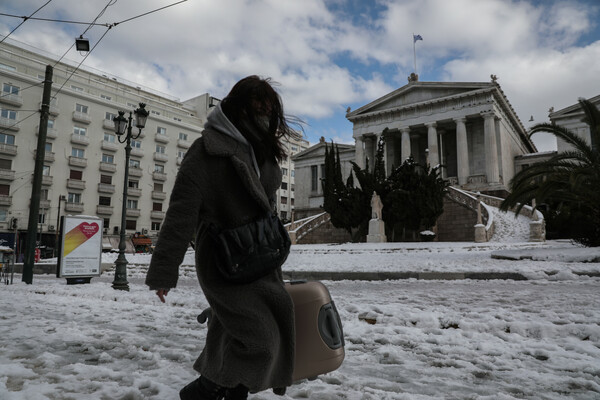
[{"left": 2, "top": 236, "right": 600, "bottom": 399}]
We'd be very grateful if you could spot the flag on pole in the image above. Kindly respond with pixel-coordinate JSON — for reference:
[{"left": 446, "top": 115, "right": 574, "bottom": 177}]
[{"left": 413, "top": 34, "right": 423, "bottom": 43}]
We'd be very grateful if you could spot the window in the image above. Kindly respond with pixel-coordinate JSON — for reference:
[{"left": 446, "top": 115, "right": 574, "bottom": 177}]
[
  {"left": 103, "top": 218, "right": 110, "bottom": 229},
  {"left": 44, "top": 142, "right": 52, "bottom": 152},
  {"left": 177, "top": 150, "right": 186, "bottom": 159},
  {"left": 179, "top": 132, "right": 188, "bottom": 141},
  {"left": 131, "top": 139, "right": 142, "bottom": 148},
  {"left": 311, "top": 165, "right": 318, "bottom": 191},
  {"left": 0, "top": 159, "right": 11, "bottom": 170},
  {"left": 154, "top": 164, "right": 165, "bottom": 173},
  {"left": 41, "top": 189, "right": 49, "bottom": 200},
  {"left": 2, "top": 84, "right": 19, "bottom": 95},
  {"left": 67, "top": 193, "right": 81, "bottom": 203},
  {"left": 157, "top": 127, "right": 166, "bottom": 135},
  {"left": 38, "top": 212, "right": 46, "bottom": 224},
  {"left": 99, "top": 196, "right": 111, "bottom": 206},
  {"left": 281, "top": 182, "right": 288, "bottom": 190},
  {"left": 104, "top": 133, "right": 115, "bottom": 143},
  {"left": 0, "top": 184, "right": 9, "bottom": 195},
  {"left": 105, "top": 112, "right": 117, "bottom": 121},
  {"left": 153, "top": 202, "right": 163, "bottom": 211},
  {"left": 156, "top": 145, "right": 166, "bottom": 154},
  {"left": 129, "top": 159, "right": 140, "bottom": 168},
  {"left": 291, "top": 170, "right": 295, "bottom": 177},
  {"left": 43, "top": 165, "right": 50, "bottom": 176},
  {"left": 100, "top": 175, "right": 112, "bottom": 184},
  {"left": 102, "top": 153, "right": 114, "bottom": 164},
  {"left": 0, "top": 133, "right": 15, "bottom": 145},
  {"left": 282, "top": 168, "right": 288, "bottom": 176},
  {"left": 126, "top": 220, "right": 137, "bottom": 230},
  {"left": 127, "top": 102, "right": 137, "bottom": 108},
  {"left": 151, "top": 221, "right": 161, "bottom": 231},
  {"left": 71, "top": 85, "right": 83, "bottom": 92},
  {"left": 173, "top": 117, "right": 182, "bottom": 122},
  {"left": 291, "top": 198, "right": 295, "bottom": 206},
  {"left": 152, "top": 110, "right": 161, "bottom": 116},
  {"left": 281, "top": 196, "right": 288, "bottom": 204},
  {"left": 0, "top": 109, "right": 17, "bottom": 120},
  {"left": 291, "top": 184, "right": 295, "bottom": 192},
  {"left": 70, "top": 170, "right": 83, "bottom": 180},
  {"left": 154, "top": 183, "right": 163, "bottom": 192},
  {"left": 0, "top": 209, "right": 7, "bottom": 222},
  {"left": 291, "top": 145, "right": 298, "bottom": 151},
  {"left": 128, "top": 180, "right": 139, "bottom": 188},
  {"left": 127, "top": 199, "right": 138, "bottom": 209},
  {"left": 71, "top": 148, "right": 85, "bottom": 158},
  {"left": 75, "top": 103, "right": 88, "bottom": 114},
  {"left": 47, "top": 119, "right": 54, "bottom": 129},
  {"left": 100, "top": 94, "right": 111, "bottom": 101},
  {"left": 281, "top": 211, "right": 287, "bottom": 220},
  {"left": 0, "top": 63, "right": 16, "bottom": 71},
  {"left": 73, "top": 126, "right": 86, "bottom": 136}
]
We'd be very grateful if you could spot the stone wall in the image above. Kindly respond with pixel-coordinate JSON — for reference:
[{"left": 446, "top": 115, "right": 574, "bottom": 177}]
[
  {"left": 297, "top": 219, "right": 352, "bottom": 244},
  {"left": 436, "top": 196, "right": 477, "bottom": 242}
]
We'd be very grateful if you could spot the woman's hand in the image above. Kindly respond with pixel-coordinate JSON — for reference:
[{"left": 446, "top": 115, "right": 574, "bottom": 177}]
[{"left": 156, "top": 288, "right": 169, "bottom": 303}]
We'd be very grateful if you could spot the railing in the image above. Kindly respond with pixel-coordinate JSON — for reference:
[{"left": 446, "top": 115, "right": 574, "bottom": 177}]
[
  {"left": 98, "top": 183, "right": 115, "bottom": 193},
  {"left": 446, "top": 186, "right": 495, "bottom": 241},
  {"left": 286, "top": 212, "right": 330, "bottom": 243}
]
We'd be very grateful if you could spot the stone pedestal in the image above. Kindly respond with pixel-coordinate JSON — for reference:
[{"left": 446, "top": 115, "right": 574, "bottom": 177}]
[
  {"left": 529, "top": 220, "right": 545, "bottom": 242},
  {"left": 474, "top": 223, "right": 486, "bottom": 243},
  {"left": 367, "top": 218, "right": 387, "bottom": 243}
]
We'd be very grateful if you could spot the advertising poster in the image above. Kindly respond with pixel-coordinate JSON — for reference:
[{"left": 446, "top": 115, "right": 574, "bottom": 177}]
[{"left": 57, "top": 216, "right": 103, "bottom": 278}]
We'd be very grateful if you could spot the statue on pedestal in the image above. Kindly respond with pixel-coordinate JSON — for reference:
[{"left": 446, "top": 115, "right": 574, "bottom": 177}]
[
  {"left": 370, "top": 191, "right": 383, "bottom": 220},
  {"left": 367, "top": 191, "right": 386, "bottom": 243}
]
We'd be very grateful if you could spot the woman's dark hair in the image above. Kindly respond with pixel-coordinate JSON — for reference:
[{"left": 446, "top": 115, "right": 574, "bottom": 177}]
[{"left": 221, "top": 75, "right": 302, "bottom": 163}]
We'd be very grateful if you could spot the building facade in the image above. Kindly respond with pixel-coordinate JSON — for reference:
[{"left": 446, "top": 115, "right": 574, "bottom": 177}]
[
  {"left": 548, "top": 94, "right": 600, "bottom": 153},
  {"left": 277, "top": 134, "right": 310, "bottom": 221},
  {"left": 346, "top": 78, "right": 537, "bottom": 197},
  {"left": 0, "top": 40, "right": 215, "bottom": 255}
]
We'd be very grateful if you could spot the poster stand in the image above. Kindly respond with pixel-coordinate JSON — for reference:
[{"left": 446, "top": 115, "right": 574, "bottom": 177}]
[{"left": 57, "top": 215, "right": 103, "bottom": 284}]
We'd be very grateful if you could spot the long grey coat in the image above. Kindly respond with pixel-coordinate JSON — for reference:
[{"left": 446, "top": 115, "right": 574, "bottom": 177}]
[{"left": 145, "top": 125, "right": 295, "bottom": 392}]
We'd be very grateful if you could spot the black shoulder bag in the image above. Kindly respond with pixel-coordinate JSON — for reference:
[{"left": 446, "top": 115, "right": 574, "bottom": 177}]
[{"left": 207, "top": 212, "right": 291, "bottom": 284}]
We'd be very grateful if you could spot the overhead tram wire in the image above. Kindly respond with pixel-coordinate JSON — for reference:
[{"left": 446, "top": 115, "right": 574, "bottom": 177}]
[
  {"left": 0, "top": 0, "right": 54, "bottom": 45},
  {"left": 112, "top": 0, "right": 188, "bottom": 26}
]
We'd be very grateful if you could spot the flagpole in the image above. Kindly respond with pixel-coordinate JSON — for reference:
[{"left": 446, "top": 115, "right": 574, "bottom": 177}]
[{"left": 413, "top": 33, "right": 417, "bottom": 74}]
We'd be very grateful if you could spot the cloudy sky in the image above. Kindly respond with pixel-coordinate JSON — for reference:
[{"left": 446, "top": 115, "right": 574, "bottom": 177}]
[{"left": 1, "top": 0, "right": 599, "bottom": 151}]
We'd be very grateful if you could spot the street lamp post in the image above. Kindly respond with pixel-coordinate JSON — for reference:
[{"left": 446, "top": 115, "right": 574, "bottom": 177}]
[
  {"left": 54, "top": 195, "right": 66, "bottom": 257},
  {"left": 111, "top": 103, "right": 149, "bottom": 291}
]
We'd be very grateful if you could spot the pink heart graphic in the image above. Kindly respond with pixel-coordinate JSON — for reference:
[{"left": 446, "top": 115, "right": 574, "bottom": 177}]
[{"left": 77, "top": 222, "right": 100, "bottom": 239}]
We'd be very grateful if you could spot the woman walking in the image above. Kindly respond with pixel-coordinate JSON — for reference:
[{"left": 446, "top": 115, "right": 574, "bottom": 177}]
[{"left": 146, "top": 76, "right": 299, "bottom": 399}]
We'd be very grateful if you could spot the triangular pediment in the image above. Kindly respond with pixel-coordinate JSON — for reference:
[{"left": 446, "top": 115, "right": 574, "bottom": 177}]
[
  {"left": 549, "top": 94, "right": 600, "bottom": 119},
  {"left": 347, "top": 81, "right": 495, "bottom": 118},
  {"left": 292, "top": 141, "right": 354, "bottom": 161}
]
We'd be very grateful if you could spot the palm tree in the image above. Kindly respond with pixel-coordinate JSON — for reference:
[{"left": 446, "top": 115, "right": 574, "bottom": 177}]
[{"left": 500, "top": 98, "right": 600, "bottom": 246}]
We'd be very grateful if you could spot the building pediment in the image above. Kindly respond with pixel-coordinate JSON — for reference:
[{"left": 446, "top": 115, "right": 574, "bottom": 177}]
[
  {"left": 292, "top": 141, "right": 354, "bottom": 162},
  {"left": 347, "top": 81, "right": 495, "bottom": 120},
  {"left": 549, "top": 94, "right": 600, "bottom": 119}
]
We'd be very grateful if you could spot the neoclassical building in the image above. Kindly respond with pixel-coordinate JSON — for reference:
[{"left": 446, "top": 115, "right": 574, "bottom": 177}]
[{"left": 346, "top": 77, "right": 537, "bottom": 196}]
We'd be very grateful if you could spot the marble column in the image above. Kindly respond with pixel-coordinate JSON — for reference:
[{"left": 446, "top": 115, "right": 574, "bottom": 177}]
[
  {"left": 401, "top": 127, "right": 411, "bottom": 163},
  {"left": 354, "top": 135, "right": 365, "bottom": 169},
  {"left": 482, "top": 112, "right": 499, "bottom": 184},
  {"left": 426, "top": 122, "right": 439, "bottom": 166},
  {"left": 454, "top": 117, "right": 469, "bottom": 185}
]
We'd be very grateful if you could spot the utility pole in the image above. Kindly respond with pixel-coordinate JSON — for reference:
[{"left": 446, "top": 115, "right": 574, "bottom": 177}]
[{"left": 22, "top": 65, "right": 52, "bottom": 284}]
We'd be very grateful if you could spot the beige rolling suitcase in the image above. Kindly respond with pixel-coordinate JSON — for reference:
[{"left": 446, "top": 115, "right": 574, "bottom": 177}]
[{"left": 285, "top": 280, "right": 345, "bottom": 382}]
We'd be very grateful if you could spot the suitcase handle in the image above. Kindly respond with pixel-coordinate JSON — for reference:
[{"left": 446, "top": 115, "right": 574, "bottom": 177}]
[{"left": 318, "top": 302, "right": 344, "bottom": 350}]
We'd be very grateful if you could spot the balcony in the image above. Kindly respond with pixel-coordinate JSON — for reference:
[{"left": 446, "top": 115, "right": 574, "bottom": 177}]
[
  {"left": 0, "top": 195, "right": 12, "bottom": 206},
  {"left": 176, "top": 157, "right": 183, "bottom": 165},
  {"left": 103, "top": 119, "right": 115, "bottom": 130},
  {"left": 71, "top": 134, "right": 90, "bottom": 146},
  {"left": 99, "top": 162, "right": 117, "bottom": 172},
  {"left": 68, "top": 156, "right": 87, "bottom": 168},
  {"left": 129, "top": 167, "right": 143, "bottom": 177},
  {"left": 155, "top": 133, "right": 170, "bottom": 143},
  {"left": 0, "top": 93, "right": 23, "bottom": 107},
  {"left": 98, "top": 183, "right": 115, "bottom": 193},
  {"left": 152, "top": 171, "right": 167, "bottom": 181},
  {"left": 36, "top": 125, "right": 58, "bottom": 139},
  {"left": 177, "top": 139, "right": 191, "bottom": 149},
  {"left": 67, "top": 179, "right": 86, "bottom": 190},
  {"left": 153, "top": 152, "right": 168, "bottom": 162},
  {"left": 131, "top": 148, "right": 144, "bottom": 158},
  {"left": 42, "top": 175, "right": 53, "bottom": 186},
  {"left": 96, "top": 205, "right": 114, "bottom": 215},
  {"left": 72, "top": 111, "right": 91, "bottom": 124},
  {"left": 39, "top": 199, "right": 51, "bottom": 209},
  {"left": 0, "top": 169, "right": 15, "bottom": 181},
  {"left": 33, "top": 150, "right": 55, "bottom": 163},
  {"left": 40, "top": 101, "right": 59, "bottom": 116},
  {"left": 0, "top": 117, "right": 19, "bottom": 131},
  {"left": 101, "top": 140, "right": 119, "bottom": 152},
  {"left": 151, "top": 211, "right": 165, "bottom": 220},
  {"left": 152, "top": 191, "right": 166, "bottom": 200},
  {"left": 65, "top": 202, "right": 84, "bottom": 213},
  {"left": 126, "top": 208, "right": 141, "bottom": 217},
  {"left": 127, "top": 187, "right": 142, "bottom": 197},
  {"left": 0, "top": 144, "right": 17, "bottom": 156}
]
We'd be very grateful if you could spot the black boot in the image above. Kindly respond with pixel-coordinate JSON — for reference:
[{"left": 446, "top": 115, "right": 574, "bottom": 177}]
[
  {"left": 225, "top": 384, "right": 248, "bottom": 400},
  {"left": 180, "top": 376, "right": 226, "bottom": 400}
]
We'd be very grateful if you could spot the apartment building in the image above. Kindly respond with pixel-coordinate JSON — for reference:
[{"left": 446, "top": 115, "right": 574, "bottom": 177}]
[
  {"left": 0, "top": 40, "right": 214, "bottom": 256},
  {"left": 277, "top": 135, "right": 310, "bottom": 222}
]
